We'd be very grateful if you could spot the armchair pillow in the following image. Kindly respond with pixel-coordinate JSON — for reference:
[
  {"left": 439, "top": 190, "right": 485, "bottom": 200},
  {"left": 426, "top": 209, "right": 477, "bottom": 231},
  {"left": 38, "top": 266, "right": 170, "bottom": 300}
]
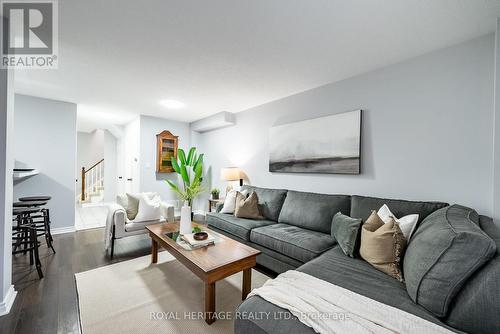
[
  {"left": 133, "top": 193, "right": 162, "bottom": 222},
  {"left": 331, "top": 212, "right": 362, "bottom": 258},
  {"left": 116, "top": 194, "right": 128, "bottom": 210},
  {"left": 125, "top": 192, "right": 159, "bottom": 220}
]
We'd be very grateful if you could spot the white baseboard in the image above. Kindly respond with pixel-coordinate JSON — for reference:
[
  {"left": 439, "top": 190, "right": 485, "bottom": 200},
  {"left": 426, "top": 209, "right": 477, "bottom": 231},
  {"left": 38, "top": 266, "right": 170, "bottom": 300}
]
[
  {"left": 51, "top": 226, "right": 76, "bottom": 235},
  {"left": 0, "top": 285, "right": 17, "bottom": 316}
]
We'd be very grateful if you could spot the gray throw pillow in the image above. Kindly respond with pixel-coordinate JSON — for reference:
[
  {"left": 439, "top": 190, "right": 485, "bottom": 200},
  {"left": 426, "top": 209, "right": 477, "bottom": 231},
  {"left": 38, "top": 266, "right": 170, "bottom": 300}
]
[
  {"left": 403, "top": 205, "right": 496, "bottom": 317},
  {"left": 331, "top": 212, "right": 362, "bottom": 258}
]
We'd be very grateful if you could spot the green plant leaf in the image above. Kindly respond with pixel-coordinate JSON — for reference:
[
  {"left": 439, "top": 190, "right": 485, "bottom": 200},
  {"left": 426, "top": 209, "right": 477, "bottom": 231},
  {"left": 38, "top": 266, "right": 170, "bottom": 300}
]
[
  {"left": 178, "top": 149, "right": 186, "bottom": 165},
  {"left": 192, "top": 153, "right": 197, "bottom": 167},
  {"left": 165, "top": 147, "right": 206, "bottom": 204},
  {"left": 194, "top": 160, "right": 203, "bottom": 180},
  {"left": 180, "top": 164, "right": 190, "bottom": 186},
  {"left": 171, "top": 156, "right": 180, "bottom": 174},
  {"left": 186, "top": 147, "right": 196, "bottom": 165},
  {"left": 165, "top": 180, "right": 187, "bottom": 201},
  {"left": 193, "top": 153, "right": 204, "bottom": 171}
]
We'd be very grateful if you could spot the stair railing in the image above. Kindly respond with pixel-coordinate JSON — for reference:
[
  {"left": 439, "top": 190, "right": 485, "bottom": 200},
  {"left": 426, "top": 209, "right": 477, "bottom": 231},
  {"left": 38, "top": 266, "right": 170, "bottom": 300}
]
[{"left": 81, "top": 158, "right": 104, "bottom": 201}]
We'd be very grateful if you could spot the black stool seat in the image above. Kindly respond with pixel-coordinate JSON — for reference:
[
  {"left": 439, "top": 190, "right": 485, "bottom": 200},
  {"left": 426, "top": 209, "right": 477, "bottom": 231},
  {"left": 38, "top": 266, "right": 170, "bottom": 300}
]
[
  {"left": 13, "top": 201, "right": 47, "bottom": 208},
  {"left": 19, "top": 196, "right": 51, "bottom": 201},
  {"left": 13, "top": 207, "right": 41, "bottom": 215}
]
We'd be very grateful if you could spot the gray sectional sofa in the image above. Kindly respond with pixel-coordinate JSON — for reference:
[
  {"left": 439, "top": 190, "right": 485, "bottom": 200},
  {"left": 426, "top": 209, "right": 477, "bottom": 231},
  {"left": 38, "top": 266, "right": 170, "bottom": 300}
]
[{"left": 206, "top": 185, "right": 500, "bottom": 334}]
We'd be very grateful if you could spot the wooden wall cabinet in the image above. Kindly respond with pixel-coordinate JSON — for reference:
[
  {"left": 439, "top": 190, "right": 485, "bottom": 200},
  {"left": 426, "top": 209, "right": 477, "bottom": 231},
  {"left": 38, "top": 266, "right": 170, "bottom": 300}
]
[{"left": 156, "top": 131, "right": 178, "bottom": 173}]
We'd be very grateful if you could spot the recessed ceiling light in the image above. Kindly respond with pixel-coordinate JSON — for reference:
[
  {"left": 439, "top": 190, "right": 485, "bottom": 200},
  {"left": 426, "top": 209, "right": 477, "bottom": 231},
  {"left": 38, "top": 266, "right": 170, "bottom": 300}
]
[{"left": 159, "top": 99, "right": 186, "bottom": 109}]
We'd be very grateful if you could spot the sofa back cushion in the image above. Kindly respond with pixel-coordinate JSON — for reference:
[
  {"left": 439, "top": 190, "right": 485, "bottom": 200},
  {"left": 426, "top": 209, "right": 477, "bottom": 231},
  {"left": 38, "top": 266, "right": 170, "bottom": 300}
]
[
  {"left": 403, "top": 205, "right": 497, "bottom": 318},
  {"left": 350, "top": 195, "right": 448, "bottom": 224},
  {"left": 444, "top": 215, "right": 500, "bottom": 334},
  {"left": 278, "top": 190, "right": 351, "bottom": 234},
  {"left": 240, "top": 185, "right": 287, "bottom": 221}
]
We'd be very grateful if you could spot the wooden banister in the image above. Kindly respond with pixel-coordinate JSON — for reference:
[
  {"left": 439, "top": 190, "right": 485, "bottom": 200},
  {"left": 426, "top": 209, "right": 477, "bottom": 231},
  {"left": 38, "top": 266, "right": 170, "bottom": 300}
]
[
  {"left": 81, "top": 159, "right": 104, "bottom": 202},
  {"left": 85, "top": 158, "right": 104, "bottom": 174},
  {"left": 81, "top": 167, "right": 86, "bottom": 201}
]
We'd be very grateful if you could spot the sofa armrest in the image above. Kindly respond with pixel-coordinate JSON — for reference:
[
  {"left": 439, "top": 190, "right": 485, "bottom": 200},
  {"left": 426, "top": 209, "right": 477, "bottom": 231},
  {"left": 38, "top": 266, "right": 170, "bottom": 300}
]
[
  {"left": 108, "top": 203, "right": 127, "bottom": 236},
  {"left": 161, "top": 202, "right": 175, "bottom": 222}
]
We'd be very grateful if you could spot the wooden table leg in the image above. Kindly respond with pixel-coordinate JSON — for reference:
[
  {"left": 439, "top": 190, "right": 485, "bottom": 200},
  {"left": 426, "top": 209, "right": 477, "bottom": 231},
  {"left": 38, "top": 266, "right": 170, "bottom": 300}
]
[
  {"left": 205, "top": 282, "right": 216, "bottom": 324},
  {"left": 242, "top": 268, "right": 252, "bottom": 300},
  {"left": 151, "top": 238, "right": 158, "bottom": 264}
]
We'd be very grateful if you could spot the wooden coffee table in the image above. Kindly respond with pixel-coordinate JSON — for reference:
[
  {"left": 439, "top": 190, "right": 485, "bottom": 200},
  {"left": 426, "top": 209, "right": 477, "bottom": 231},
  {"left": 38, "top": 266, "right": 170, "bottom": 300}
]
[{"left": 146, "top": 222, "right": 261, "bottom": 324}]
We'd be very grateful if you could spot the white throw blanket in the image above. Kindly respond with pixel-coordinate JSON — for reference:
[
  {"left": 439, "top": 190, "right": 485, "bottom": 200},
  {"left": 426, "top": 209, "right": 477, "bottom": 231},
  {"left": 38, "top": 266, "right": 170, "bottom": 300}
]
[
  {"left": 104, "top": 203, "right": 122, "bottom": 251},
  {"left": 248, "top": 271, "right": 455, "bottom": 334}
]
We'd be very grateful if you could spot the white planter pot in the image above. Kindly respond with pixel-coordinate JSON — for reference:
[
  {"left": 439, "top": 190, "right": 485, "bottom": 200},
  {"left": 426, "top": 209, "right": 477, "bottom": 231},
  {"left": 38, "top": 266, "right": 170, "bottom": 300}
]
[{"left": 180, "top": 202, "right": 192, "bottom": 235}]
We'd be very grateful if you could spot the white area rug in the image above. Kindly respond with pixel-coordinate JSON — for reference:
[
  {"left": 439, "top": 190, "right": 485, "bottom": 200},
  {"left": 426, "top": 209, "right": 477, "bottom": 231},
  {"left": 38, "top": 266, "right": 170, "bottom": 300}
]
[{"left": 75, "top": 252, "right": 269, "bottom": 334}]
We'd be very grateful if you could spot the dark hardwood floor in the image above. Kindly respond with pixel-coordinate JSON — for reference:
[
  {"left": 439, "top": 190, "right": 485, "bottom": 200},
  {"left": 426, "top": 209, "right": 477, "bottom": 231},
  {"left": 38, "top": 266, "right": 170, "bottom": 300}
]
[
  {"left": 0, "top": 224, "right": 275, "bottom": 334},
  {"left": 0, "top": 228, "right": 153, "bottom": 334}
]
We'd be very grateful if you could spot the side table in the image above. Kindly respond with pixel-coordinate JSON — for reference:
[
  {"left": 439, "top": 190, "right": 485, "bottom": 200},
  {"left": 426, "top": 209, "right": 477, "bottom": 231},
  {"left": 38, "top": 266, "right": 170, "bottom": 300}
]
[{"left": 208, "top": 198, "right": 224, "bottom": 212}]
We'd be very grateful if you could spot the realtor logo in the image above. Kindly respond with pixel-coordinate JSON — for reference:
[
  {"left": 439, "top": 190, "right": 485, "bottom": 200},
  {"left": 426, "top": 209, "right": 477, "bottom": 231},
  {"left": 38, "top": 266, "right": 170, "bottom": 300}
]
[{"left": 1, "top": 0, "right": 58, "bottom": 68}]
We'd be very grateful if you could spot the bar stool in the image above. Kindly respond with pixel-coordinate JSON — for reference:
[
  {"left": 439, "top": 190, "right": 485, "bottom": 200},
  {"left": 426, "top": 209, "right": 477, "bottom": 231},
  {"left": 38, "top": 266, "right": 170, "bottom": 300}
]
[
  {"left": 13, "top": 200, "right": 47, "bottom": 207},
  {"left": 19, "top": 196, "right": 52, "bottom": 201},
  {"left": 12, "top": 207, "right": 44, "bottom": 279},
  {"left": 16, "top": 196, "right": 55, "bottom": 253}
]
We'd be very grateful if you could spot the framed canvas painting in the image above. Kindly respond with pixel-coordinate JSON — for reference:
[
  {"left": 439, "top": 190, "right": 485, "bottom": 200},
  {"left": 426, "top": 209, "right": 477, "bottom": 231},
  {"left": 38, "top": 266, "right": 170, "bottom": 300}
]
[{"left": 269, "top": 110, "right": 361, "bottom": 174}]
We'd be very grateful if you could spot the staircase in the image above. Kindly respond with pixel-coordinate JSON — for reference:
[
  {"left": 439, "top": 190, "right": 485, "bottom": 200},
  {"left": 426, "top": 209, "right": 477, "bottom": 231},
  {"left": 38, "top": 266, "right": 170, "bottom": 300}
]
[{"left": 78, "top": 159, "right": 104, "bottom": 204}]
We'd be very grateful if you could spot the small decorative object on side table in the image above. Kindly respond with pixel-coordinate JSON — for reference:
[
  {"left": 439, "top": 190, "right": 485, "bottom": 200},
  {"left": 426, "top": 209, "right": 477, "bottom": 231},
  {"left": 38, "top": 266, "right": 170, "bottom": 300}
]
[
  {"left": 210, "top": 188, "right": 220, "bottom": 200},
  {"left": 208, "top": 198, "right": 224, "bottom": 213}
]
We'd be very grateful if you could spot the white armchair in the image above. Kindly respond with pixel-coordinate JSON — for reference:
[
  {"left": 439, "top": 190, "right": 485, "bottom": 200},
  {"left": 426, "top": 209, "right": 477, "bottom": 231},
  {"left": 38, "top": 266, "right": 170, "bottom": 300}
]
[{"left": 105, "top": 198, "right": 174, "bottom": 258}]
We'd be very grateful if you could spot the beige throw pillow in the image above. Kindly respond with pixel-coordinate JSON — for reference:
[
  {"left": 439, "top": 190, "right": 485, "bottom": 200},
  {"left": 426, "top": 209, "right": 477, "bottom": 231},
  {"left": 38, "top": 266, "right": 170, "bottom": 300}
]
[
  {"left": 360, "top": 211, "right": 407, "bottom": 281},
  {"left": 125, "top": 192, "right": 159, "bottom": 220},
  {"left": 126, "top": 193, "right": 142, "bottom": 220},
  {"left": 234, "top": 192, "right": 263, "bottom": 219}
]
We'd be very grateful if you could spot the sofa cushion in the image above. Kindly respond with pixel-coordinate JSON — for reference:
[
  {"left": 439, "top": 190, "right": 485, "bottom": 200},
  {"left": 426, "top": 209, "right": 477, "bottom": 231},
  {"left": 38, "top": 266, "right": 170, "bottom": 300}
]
[
  {"left": 241, "top": 185, "right": 287, "bottom": 221},
  {"left": 444, "top": 215, "right": 500, "bottom": 334},
  {"left": 235, "top": 246, "right": 450, "bottom": 334},
  {"left": 206, "top": 212, "right": 275, "bottom": 241},
  {"left": 403, "top": 205, "right": 497, "bottom": 318},
  {"left": 350, "top": 195, "right": 448, "bottom": 224},
  {"left": 250, "top": 224, "right": 335, "bottom": 263},
  {"left": 299, "top": 247, "right": 448, "bottom": 326},
  {"left": 278, "top": 190, "right": 351, "bottom": 233},
  {"left": 331, "top": 212, "right": 362, "bottom": 257}
]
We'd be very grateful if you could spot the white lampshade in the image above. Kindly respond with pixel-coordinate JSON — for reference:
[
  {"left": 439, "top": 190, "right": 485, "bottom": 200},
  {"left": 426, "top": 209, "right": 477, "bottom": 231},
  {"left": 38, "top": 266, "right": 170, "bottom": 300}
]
[{"left": 220, "top": 167, "right": 242, "bottom": 181}]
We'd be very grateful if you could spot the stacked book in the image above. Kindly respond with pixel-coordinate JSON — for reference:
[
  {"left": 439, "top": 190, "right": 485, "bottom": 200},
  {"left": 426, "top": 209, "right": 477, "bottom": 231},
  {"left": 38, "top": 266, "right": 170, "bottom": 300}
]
[{"left": 181, "top": 233, "right": 216, "bottom": 249}]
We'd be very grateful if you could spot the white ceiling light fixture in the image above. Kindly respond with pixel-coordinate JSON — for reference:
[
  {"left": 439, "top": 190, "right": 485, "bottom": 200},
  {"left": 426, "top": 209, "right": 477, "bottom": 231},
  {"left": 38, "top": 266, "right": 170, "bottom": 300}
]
[{"left": 159, "top": 99, "right": 186, "bottom": 109}]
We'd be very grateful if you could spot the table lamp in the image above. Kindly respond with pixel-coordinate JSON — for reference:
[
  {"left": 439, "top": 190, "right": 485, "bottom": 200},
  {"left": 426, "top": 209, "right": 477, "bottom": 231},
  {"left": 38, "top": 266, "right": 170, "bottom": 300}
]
[{"left": 220, "top": 167, "right": 243, "bottom": 194}]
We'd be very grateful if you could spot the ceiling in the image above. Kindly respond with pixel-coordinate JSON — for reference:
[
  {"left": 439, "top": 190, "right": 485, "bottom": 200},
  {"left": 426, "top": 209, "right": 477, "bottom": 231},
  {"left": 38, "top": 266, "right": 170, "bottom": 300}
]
[{"left": 14, "top": 0, "right": 500, "bottom": 130}]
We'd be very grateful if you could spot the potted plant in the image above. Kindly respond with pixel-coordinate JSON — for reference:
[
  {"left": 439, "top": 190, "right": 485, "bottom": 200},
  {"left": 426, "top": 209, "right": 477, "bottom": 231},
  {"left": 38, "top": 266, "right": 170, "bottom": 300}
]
[
  {"left": 211, "top": 188, "right": 220, "bottom": 200},
  {"left": 166, "top": 147, "right": 205, "bottom": 233}
]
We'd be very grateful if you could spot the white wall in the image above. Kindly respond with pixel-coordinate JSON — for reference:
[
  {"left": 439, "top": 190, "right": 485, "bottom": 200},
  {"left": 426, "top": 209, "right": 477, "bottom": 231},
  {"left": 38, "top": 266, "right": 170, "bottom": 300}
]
[
  {"left": 139, "top": 115, "right": 191, "bottom": 201},
  {"left": 76, "top": 130, "right": 104, "bottom": 195},
  {"left": 122, "top": 118, "right": 141, "bottom": 193},
  {"left": 103, "top": 130, "right": 118, "bottom": 201},
  {"left": 13, "top": 95, "right": 77, "bottom": 230},
  {"left": 193, "top": 34, "right": 496, "bottom": 219},
  {"left": 0, "top": 63, "right": 16, "bottom": 315}
]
